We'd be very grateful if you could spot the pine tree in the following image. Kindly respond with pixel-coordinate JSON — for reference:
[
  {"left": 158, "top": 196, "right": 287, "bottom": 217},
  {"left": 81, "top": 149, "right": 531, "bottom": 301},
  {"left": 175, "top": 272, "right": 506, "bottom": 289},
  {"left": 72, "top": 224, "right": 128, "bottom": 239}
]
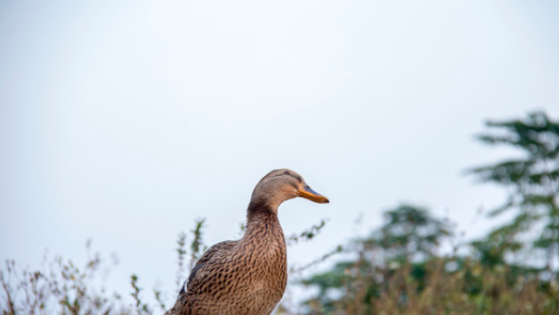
[{"left": 469, "top": 111, "right": 559, "bottom": 270}]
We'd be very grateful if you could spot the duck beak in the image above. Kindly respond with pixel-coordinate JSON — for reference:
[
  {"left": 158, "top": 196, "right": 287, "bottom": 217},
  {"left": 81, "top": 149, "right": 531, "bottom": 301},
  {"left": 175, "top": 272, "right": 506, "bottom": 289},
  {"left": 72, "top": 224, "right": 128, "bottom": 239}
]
[{"left": 297, "top": 185, "right": 330, "bottom": 204}]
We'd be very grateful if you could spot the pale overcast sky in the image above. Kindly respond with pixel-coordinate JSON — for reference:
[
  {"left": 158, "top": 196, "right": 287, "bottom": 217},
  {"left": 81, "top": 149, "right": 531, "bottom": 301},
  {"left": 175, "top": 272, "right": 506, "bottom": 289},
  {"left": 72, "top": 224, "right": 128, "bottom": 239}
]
[{"left": 1, "top": 0, "right": 558, "bottom": 309}]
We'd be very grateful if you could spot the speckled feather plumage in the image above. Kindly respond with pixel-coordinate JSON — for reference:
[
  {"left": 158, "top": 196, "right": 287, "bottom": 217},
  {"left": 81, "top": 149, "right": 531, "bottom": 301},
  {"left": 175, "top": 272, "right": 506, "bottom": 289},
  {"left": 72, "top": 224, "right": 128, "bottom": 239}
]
[{"left": 164, "top": 169, "right": 328, "bottom": 315}]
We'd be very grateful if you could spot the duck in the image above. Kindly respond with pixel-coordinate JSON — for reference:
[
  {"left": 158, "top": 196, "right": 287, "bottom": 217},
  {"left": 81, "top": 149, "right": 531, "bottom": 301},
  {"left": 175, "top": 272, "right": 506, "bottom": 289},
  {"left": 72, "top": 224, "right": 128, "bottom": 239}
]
[{"left": 164, "top": 169, "right": 329, "bottom": 315}]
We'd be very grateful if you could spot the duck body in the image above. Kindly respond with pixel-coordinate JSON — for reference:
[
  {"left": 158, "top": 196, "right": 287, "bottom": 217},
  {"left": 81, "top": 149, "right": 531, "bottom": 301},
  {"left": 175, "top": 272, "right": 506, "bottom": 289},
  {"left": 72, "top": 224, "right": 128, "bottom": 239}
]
[
  {"left": 171, "top": 203, "right": 287, "bottom": 315},
  {"left": 165, "top": 169, "right": 328, "bottom": 315}
]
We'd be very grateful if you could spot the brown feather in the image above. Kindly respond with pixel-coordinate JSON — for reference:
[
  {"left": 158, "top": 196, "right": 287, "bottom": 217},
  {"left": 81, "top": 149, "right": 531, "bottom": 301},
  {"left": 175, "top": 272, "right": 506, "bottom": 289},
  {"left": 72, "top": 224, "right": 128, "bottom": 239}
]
[{"left": 165, "top": 169, "right": 326, "bottom": 315}]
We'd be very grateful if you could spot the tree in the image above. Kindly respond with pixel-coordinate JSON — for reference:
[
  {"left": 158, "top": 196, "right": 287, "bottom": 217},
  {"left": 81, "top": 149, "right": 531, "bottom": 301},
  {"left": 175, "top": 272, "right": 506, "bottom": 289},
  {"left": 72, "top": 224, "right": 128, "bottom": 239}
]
[
  {"left": 469, "top": 111, "right": 559, "bottom": 271},
  {"left": 298, "top": 111, "right": 559, "bottom": 315},
  {"left": 371, "top": 204, "right": 452, "bottom": 262},
  {"left": 300, "top": 204, "right": 452, "bottom": 314}
]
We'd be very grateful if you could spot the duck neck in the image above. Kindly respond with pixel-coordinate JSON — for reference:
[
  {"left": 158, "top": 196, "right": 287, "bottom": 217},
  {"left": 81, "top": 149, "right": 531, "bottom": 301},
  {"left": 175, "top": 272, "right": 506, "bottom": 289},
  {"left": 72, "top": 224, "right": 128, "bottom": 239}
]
[
  {"left": 245, "top": 199, "right": 283, "bottom": 237},
  {"left": 246, "top": 199, "right": 279, "bottom": 225}
]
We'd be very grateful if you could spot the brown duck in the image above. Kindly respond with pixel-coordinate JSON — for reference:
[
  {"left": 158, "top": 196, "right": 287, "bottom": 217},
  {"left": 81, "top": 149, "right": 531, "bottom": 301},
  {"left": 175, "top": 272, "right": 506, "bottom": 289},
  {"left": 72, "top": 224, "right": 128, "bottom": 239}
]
[{"left": 165, "top": 169, "right": 329, "bottom": 315}]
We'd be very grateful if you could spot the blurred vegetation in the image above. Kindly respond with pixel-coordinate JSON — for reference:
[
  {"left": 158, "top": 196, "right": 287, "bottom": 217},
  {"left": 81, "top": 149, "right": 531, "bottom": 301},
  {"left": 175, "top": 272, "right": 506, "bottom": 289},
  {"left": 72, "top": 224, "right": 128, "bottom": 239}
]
[
  {"left": 0, "top": 241, "right": 133, "bottom": 315},
  {"left": 295, "top": 111, "right": 559, "bottom": 315},
  {"left": 2, "top": 111, "right": 558, "bottom": 315},
  {"left": 469, "top": 111, "right": 559, "bottom": 271}
]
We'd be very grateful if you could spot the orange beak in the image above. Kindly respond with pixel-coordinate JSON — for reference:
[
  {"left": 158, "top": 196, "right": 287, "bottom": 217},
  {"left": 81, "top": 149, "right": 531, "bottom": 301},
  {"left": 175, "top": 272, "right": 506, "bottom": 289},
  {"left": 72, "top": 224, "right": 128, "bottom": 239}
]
[{"left": 297, "top": 185, "right": 329, "bottom": 204}]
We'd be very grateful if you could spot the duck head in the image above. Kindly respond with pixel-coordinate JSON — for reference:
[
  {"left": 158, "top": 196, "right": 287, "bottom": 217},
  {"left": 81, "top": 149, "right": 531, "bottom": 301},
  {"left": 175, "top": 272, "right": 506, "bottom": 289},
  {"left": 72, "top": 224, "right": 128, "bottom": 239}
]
[{"left": 251, "top": 169, "right": 329, "bottom": 211}]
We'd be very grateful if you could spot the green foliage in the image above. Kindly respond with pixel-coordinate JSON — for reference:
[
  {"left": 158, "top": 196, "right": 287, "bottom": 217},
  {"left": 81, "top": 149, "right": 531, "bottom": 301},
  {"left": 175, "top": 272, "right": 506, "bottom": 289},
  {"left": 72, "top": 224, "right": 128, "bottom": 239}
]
[
  {"left": 288, "top": 219, "right": 328, "bottom": 245},
  {"left": 300, "top": 205, "right": 559, "bottom": 315},
  {"left": 469, "top": 111, "right": 559, "bottom": 270},
  {"left": 130, "top": 275, "right": 150, "bottom": 315},
  {"left": 174, "top": 232, "right": 187, "bottom": 292},
  {"left": 371, "top": 204, "right": 452, "bottom": 261},
  {"left": 297, "top": 111, "right": 559, "bottom": 315},
  {"left": 189, "top": 219, "right": 206, "bottom": 270},
  {"left": 300, "top": 204, "right": 453, "bottom": 314}
]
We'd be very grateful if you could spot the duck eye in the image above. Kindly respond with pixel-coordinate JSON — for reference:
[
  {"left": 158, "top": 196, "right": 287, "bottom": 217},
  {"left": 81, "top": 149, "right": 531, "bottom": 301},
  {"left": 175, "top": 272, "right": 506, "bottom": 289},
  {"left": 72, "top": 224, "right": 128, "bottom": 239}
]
[{"left": 283, "top": 171, "right": 290, "bottom": 176}]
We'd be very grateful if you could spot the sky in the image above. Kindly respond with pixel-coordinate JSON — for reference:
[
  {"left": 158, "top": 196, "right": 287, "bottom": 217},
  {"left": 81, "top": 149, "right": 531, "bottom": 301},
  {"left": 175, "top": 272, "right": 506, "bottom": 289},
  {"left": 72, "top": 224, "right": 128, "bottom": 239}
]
[{"left": 1, "top": 0, "right": 559, "bottom": 310}]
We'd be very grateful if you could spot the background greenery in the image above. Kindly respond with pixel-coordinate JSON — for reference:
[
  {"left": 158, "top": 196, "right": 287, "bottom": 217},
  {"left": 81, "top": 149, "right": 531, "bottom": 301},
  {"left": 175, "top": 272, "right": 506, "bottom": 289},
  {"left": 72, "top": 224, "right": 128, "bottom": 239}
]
[{"left": 2, "top": 111, "right": 558, "bottom": 315}]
